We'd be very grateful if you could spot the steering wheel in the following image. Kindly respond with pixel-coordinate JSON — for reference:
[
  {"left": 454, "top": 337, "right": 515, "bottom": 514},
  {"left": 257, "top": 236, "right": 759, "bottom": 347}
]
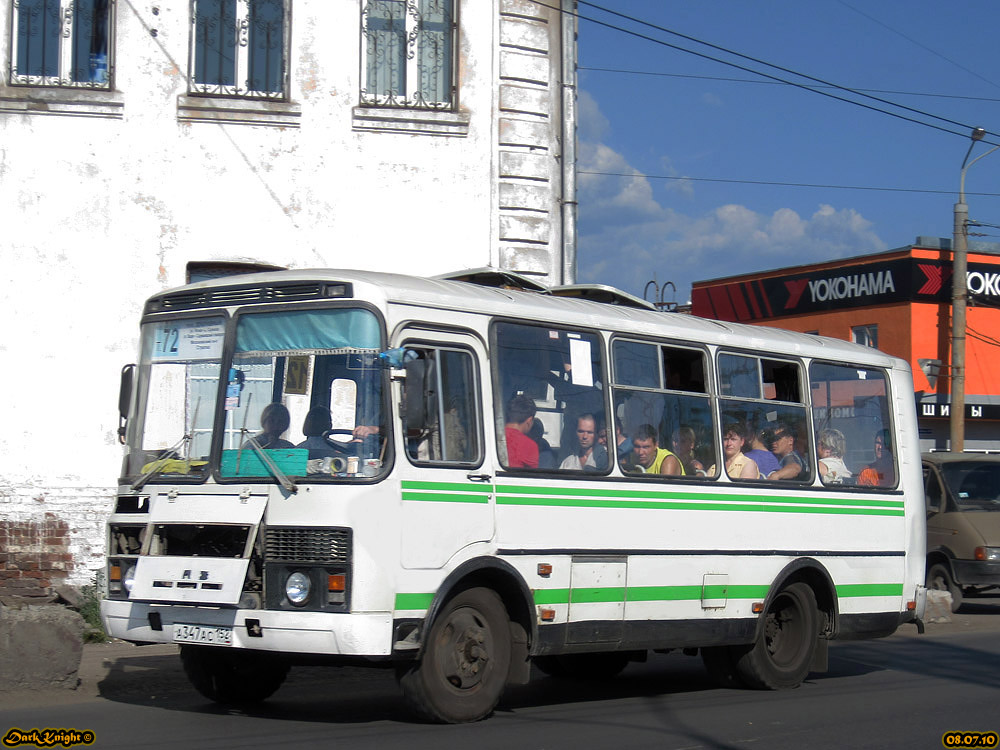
[{"left": 321, "top": 428, "right": 355, "bottom": 454}]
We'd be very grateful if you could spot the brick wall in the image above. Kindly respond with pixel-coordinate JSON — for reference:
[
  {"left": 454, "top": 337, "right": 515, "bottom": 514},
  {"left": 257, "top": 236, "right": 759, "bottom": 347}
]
[{"left": 0, "top": 483, "right": 114, "bottom": 598}]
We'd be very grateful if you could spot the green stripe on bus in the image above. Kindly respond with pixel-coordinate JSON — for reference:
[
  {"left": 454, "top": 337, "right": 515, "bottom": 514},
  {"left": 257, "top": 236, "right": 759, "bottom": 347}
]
[
  {"left": 534, "top": 588, "right": 570, "bottom": 605},
  {"left": 571, "top": 587, "right": 627, "bottom": 603},
  {"left": 495, "top": 484, "right": 904, "bottom": 509},
  {"left": 402, "top": 491, "right": 490, "bottom": 504},
  {"left": 395, "top": 593, "right": 434, "bottom": 610},
  {"left": 534, "top": 584, "right": 772, "bottom": 604},
  {"left": 496, "top": 495, "right": 904, "bottom": 516},
  {"left": 402, "top": 480, "right": 492, "bottom": 493},
  {"left": 836, "top": 583, "right": 904, "bottom": 597}
]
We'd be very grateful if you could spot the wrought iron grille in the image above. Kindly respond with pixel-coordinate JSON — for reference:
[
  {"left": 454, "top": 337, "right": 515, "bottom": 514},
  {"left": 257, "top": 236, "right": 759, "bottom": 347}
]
[
  {"left": 188, "top": 0, "right": 289, "bottom": 100},
  {"left": 9, "top": 0, "right": 114, "bottom": 89},
  {"left": 264, "top": 527, "right": 352, "bottom": 564},
  {"left": 359, "top": 0, "right": 456, "bottom": 110}
]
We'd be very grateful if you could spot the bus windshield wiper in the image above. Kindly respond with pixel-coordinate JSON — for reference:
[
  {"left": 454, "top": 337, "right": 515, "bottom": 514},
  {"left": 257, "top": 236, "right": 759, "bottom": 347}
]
[
  {"left": 238, "top": 432, "right": 298, "bottom": 494},
  {"left": 131, "top": 398, "right": 202, "bottom": 491}
]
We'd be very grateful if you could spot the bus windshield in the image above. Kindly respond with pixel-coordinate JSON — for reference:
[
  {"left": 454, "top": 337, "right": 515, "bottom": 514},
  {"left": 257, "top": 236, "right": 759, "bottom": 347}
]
[
  {"left": 124, "top": 307, "right": 387, "bottom": 483},
  {"left": 125, "top": 316, "right": 226, "bottom": 481}
]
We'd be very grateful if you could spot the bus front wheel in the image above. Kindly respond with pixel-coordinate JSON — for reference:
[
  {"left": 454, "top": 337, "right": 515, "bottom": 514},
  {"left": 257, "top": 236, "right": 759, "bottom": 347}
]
[
  {"left": 398, "top": 587, "right": 512, "bottom": 723},
  {"left": 733, "top": 582, "right": 819, "bottom": 690}
]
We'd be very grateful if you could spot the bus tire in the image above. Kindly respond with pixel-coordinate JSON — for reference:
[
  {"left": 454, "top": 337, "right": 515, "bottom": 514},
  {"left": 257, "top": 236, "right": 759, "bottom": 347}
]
[
  {"left": 398, "top": 587, "right": 511, "bottom": 723},
  {"left": 533, "top": 652, "right": 630, "bottom": 680},
  {"left": 180, "top": 645, "right": 289, "bottom": 705},
  {"left": 927, "top": 563, "right": 963, "bottom": 612},
  {"left": 733, "top": 582, "right": 819, "bottom": 690}
]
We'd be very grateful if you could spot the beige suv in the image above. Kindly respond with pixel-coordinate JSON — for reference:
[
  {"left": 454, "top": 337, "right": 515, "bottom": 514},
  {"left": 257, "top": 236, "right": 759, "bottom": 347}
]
[{"left": 923, "top": 452, "right": 1000, "bottom": 611}]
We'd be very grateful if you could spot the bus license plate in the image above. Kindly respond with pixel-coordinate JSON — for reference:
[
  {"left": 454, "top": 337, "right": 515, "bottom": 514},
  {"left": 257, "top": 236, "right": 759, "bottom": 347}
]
[{"left": 173, "top": 624, "right": 233, "bottom": 646}]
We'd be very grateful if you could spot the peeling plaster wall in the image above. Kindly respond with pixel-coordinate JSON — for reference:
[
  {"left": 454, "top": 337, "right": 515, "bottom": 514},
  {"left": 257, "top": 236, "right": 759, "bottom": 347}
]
[{"left": 0, "top": 0, "right": 575, "bottom": 588}]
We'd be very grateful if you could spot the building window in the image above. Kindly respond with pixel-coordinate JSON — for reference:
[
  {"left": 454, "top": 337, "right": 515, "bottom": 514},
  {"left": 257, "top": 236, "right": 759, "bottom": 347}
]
[
  {"left": 360, "top": 0, "right": 455, "bottom": 110},
  {"left": 852, "top": 325, "right": 878, "bottom": 349},
  {"left": 189, "top": 0, "right": 289, "bottom": 99},
  {"left": 9, "top": 0, "right": 113, "bottom": 88}
]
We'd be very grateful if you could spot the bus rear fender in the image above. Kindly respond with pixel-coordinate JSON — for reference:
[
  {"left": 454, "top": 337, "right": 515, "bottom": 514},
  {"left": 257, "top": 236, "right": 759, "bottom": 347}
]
[{"left": 758, "top": 558, "right": 839, "bottom": 643}]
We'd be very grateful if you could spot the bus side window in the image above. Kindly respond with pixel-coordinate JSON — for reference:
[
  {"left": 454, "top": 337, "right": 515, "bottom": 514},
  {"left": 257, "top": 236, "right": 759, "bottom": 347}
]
[{"left": 402, "top": 346, "right": 480, "bottom": 465}]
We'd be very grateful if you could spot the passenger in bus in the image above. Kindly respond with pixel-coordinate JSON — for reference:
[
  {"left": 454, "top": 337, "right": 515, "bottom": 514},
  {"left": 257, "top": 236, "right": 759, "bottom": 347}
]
[
  {"left": 297, "top": 406, "right": 340, "bottom": 459},
  {"left": 744, "top": 426, "right": 781, "bottom": 477},
  {"left": 671, "top": 424, "right": 707, "bottom": 477},
  {"left": 252, "top": 403, "right": 295, "bottom": 450},
  {"left": 710, "top": 421, "right": 760, "bottom": 479},
  {"left": 767, "top": 423, "right": 807, "bottom": 480},
  {"left": 817, "top": 428, "right": 853, "bottom": 484},
  {"left": 560, "top": 413, "right": 608, "bottom": 472},
  {"left": 504, "top": 394, "right": 539, "bottom": 469},
  {"left": 857, "top": 429, "right": 895, "bottom": 487},
  {"left": 628, "top": 424, "right": 683, "bottom": 475},
  {"left": 529, "top": 418, "right": 557, "bottom": 469},
  {"left": 615, "top": 414, "right": 632, "bottom": 456}
]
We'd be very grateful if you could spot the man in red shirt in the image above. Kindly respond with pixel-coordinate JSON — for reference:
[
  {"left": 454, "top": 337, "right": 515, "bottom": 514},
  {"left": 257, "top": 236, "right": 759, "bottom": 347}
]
[{"left": 504, "top": 394, "right": 539, "bottom": 468}]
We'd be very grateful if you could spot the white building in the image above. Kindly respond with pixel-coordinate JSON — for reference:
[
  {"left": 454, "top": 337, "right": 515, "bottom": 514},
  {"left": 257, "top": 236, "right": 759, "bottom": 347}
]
[{"left": 0, "top": 0, "right": 578, "bottom": 592}]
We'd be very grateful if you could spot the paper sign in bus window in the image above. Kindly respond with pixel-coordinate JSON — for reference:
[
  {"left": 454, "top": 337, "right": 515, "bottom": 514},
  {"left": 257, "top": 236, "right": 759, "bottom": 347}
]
[{"left": 569, "top": 338, "right": 593, "bottom": 387}]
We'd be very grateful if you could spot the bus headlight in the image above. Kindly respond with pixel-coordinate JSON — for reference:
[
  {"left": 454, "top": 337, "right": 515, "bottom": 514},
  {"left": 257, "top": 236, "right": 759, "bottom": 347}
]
[
  {"left": 285, "top": 572, "right": 312, "bottom": 605},
  {"left": 974, "top": 546, "right": 1000, "bottom": 562},
  {"left": 123, "top": 564, "right": 137, "bottom": 593}
]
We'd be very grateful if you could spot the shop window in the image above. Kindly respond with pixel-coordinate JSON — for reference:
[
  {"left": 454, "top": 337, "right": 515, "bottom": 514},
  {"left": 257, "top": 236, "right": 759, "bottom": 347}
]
[{"left": 852, "top": 324, "right": 878, "bottom": 349}]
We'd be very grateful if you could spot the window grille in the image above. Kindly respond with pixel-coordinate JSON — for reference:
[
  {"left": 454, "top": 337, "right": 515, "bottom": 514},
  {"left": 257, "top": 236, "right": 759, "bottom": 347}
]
[
  {"left": 9, "top": 0, "right": 113, "bottom": 88},
  {"left": 189, "top": 0, "right": 289, "bottom": 99},
  {"left": 360, "top": 0, "right": 455, "bottom": 109}
]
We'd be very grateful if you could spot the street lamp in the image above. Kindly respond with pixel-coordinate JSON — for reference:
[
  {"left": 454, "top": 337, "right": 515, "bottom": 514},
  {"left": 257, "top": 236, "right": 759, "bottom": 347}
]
[{"left": 950, "top": 127, "right": 1000, "bottom": 453}]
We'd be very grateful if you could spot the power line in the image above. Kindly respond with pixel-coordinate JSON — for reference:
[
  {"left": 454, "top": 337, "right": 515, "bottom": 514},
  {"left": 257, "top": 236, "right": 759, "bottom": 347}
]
[
  {"left": 577, "top": 170, "right": 1000, "bottom": 197},
  {"left": 529, "top": 0, "right": 999, "bottom": 146},
  {"left": 574, "top": 0, "right": 996, "bottom": 141},
  {"left": 578, "top": 66, "right": 1000, "bottom": 104},
  {"left": 834, "top": 0, "right": 1000, "bottom": 92}
]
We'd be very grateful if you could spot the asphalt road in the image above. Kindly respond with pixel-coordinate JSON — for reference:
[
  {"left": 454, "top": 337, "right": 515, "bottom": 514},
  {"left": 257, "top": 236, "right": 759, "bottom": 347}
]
[{"left": 3, "top": 596, "right": 999, "bottom": 750}]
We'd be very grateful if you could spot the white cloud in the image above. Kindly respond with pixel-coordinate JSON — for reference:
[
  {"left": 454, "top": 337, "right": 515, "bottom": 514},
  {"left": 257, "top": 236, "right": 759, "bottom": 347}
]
[{"left": 574, "top": 92, "right": 888, "bottom": 303}]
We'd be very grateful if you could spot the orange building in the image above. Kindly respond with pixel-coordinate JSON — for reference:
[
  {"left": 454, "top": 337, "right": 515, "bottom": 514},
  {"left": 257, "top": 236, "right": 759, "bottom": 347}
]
[{"left": 691, "top": 238, "right": 1000, "bottom": 451}]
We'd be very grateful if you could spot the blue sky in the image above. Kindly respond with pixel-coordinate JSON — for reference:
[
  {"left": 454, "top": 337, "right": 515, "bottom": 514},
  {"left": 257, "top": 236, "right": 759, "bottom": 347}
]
[{"left": 574, "top": 0, "right": 1000, "bottom": 305}]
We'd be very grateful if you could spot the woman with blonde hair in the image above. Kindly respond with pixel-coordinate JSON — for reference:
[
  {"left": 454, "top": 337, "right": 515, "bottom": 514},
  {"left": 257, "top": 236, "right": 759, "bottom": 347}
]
[{"left": 817, "top": 428, "right": 852, "bottom": 484}]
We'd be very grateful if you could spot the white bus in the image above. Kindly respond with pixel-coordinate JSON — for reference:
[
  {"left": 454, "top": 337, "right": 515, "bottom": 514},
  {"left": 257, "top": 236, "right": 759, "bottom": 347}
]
[{"left": 103, "top": 268, "right": 927, "bottom": 723}]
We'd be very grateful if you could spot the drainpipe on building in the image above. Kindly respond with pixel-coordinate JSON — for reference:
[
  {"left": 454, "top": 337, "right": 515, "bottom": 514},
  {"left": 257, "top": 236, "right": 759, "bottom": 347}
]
[{"left": 559, "top": 0, "right": 578, "bottom": 286}]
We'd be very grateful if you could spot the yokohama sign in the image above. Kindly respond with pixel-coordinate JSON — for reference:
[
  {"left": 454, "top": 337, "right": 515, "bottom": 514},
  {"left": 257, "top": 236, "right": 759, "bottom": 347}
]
[{"left": 691, "top": 257, "right": 999, "bottom": 322}]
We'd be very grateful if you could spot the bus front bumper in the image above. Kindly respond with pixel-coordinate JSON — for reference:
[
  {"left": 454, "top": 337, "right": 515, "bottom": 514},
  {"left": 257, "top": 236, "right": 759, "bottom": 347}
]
[{"left": 101, "top": 599, "right": 393, "bottom": 656}]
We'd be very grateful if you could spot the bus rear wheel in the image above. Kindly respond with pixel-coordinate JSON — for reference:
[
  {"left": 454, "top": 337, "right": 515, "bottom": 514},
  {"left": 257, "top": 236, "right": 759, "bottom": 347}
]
[
  {"left": 180, "top": 645, "right": 289, "bottom": 705},
  {"left": 733, "top": 582, "right": 819, "bottom": 690},
  {"left": 398, "top": 587, "right": 512, "bottom": 723}
]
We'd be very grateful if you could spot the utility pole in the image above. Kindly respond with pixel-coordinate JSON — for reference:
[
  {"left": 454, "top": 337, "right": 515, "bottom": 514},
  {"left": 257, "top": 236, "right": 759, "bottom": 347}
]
[{"left": 951, "top": 127, "right": 1000, "bottom": 452}]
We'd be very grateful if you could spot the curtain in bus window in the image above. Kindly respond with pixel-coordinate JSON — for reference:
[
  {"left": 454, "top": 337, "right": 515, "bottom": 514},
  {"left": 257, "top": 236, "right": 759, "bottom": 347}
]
[{"left": 236, "top": 309, "right": 381, "bottom": 353}]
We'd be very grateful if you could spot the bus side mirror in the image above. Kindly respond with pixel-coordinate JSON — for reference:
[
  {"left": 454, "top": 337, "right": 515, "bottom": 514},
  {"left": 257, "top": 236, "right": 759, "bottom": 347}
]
[
  {"left": 404, "top": 358, "right": 428, "bottom": 432},
  {"left": 118, "top": 364, "right": 135, "bottom": 445}
]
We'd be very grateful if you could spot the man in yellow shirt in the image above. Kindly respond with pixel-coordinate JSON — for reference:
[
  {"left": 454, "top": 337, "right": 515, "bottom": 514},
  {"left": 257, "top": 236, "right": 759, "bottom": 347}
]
[{"left": 629, "top": 424, "right": 684, "bottom": 476}]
